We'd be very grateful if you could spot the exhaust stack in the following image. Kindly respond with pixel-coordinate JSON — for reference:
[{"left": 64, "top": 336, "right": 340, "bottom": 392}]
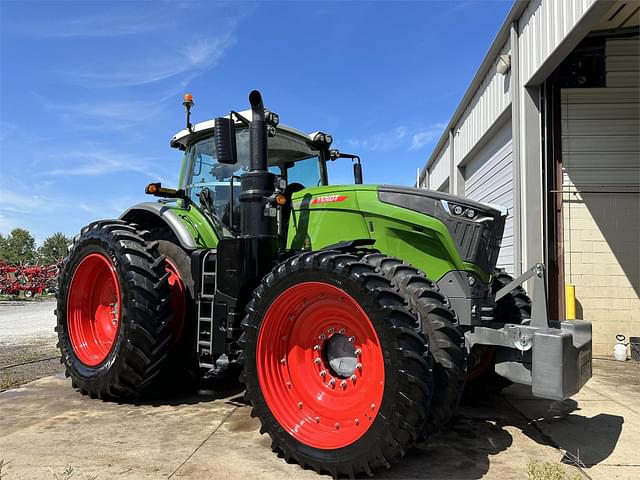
[
  {"left": 239, "top": 90, "right": 276, "bottom": 239},
  {"left": 248, "top": 90, "right": 268, "bottom": 173}
]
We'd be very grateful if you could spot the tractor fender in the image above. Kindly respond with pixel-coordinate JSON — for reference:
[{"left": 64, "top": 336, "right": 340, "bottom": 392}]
[{"left": 120, "top": 202, "right": 198, "bottom": 250}]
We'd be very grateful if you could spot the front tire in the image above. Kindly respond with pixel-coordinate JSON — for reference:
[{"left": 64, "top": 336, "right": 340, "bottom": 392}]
[
  {"left": 240, "top": 251, "right": 434, "bottom": 478},
  {"left": 55, "top": 220, "right": 172, "bottom": 399},
  {"left": 361, "top": 254, "right": 466, "bottom": 437}
]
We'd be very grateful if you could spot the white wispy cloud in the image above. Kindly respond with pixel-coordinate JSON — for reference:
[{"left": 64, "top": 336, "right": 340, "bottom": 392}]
[
  {"left": 348, "top": 123, "right": 445, "bottom": 153},
  {"left": 409, "top": 123, "right": 446, "bottom": 150},
  {"left": 348, "top": 127, "right": 407, "bottom": 152},
  {"left": 21, "top": 13, "right": 173, "bottom": 38},
  {"left": 34, "top": 94, "right": 172, "bottom": 130},
  {"left": 64, "top": 34, "right": 235, "bottom": 88},
  {"left": 45, "top": 150, "right": 170, "bottom": 183}
]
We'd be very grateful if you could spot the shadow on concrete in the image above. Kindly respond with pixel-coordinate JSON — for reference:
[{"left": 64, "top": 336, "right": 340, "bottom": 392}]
[
  {"left": 378, "top": 385, "right": 623, "bottom": 479},
  {"left": 504, "top": 390, "right": 624, "bottom": 468},
  {"left": 135, "top": 378, "right": 246, "bottom": 407}
]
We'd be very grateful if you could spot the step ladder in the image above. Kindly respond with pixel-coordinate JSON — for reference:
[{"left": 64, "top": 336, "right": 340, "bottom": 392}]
[{"left": 196, "top": 250, "right": 217, "bottom": 368}]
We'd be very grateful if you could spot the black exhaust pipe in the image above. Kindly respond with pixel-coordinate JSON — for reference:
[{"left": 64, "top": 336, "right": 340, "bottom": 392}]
[
  {"left": 239, "top": 90, "right": 276, "bottom": 240},
  {"left": 215, "top": 90, "right": 278, "bottom": 338},
  {"left": 248, "top": 90, "right": 267, "bottom": 172}
]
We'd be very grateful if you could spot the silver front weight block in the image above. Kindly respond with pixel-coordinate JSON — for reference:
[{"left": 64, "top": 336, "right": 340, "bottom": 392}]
[{"left": 466, "top": 263, "right": 593, "bottom": 400}]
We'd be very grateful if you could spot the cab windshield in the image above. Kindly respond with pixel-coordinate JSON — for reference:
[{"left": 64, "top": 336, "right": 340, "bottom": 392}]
[{"left": 183, "top": 128, "right": 325, "bottom": 232}]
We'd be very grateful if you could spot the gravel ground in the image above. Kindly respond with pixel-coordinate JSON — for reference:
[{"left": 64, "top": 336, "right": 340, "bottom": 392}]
[
  {"left": 0, "top": 299, "right": 62, "bottom": 391},
  {"left": 0, "top": 299, "right": 57, "bottom": 343}
]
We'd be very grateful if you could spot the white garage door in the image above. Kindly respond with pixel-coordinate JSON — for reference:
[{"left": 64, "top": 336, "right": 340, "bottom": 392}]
[{"left": 463, "top": 118, "right": 514, "bottom": 275}]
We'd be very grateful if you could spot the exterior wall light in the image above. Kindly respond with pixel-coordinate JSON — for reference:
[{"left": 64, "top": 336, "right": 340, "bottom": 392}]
[{"left": 497, "top": 54, "right": 511, "bottom": 75}]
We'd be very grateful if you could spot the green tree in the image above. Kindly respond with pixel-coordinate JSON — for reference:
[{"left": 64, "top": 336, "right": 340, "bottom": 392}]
[
  {"left": 0, "top": 228, "right": 37, "bottom": 264},
  {"left": 0, "top": 233, "right": 6, "bottom": 262},
  {"left": 39, "top": 232, "right": 71, "bottom": 264}
]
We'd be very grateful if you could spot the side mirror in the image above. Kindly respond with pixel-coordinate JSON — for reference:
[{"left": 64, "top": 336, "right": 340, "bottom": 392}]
[
  {"left": 214, "top": 117, "right": 237, "bottom": 164},
  {"left": 353, "top": 161, "right": 363, "bottom": 184}
]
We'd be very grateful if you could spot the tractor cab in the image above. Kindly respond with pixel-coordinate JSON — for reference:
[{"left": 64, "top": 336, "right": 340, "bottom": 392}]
[{"left": 170, "top": 109, "right": 335, "bottom": 233}]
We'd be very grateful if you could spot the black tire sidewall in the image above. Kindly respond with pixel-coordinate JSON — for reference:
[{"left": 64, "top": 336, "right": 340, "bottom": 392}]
[{"left": 57, "top": 235, "right": 139, "bottom": 385}]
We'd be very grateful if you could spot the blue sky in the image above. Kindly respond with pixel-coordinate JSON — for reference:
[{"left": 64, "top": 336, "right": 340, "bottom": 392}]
[{"left": 0, "top": 0, "right": 512, "bottom": 244}]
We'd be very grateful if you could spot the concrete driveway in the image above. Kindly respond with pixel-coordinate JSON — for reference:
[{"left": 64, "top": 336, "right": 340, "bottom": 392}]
[{"left": 0, "top": 359, "right": 638, "bottom": 480}]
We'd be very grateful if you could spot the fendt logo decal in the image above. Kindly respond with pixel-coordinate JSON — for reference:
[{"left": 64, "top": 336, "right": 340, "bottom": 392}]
[{"left": 310, "top": 195, "right": 348, "bottom": 205}]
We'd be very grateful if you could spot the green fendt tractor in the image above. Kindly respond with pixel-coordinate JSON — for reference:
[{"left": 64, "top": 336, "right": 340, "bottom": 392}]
[{"left": 56, "top": 90, "right": 592, "bottom": 477}]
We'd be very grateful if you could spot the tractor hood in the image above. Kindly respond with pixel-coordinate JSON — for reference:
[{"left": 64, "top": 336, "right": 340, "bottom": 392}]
[
  {"left": 377, "top": 186, "right": 506, "bottom": 275},
  {"left": 378, "top": 185, "right": 507, "bottom": 217}
]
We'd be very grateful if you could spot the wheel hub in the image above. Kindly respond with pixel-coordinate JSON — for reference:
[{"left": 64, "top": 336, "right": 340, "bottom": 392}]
[{"left": 322, "top": 332, "right": 358, "bottom": 379}]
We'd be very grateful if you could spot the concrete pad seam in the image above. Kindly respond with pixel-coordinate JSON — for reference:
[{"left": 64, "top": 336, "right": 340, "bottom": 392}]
[
  {"left": 584, "top": 385, "right": 640, "bottom": 415},
  {"left": 167, "top": 406, "right": 239, "bottom": 479}
]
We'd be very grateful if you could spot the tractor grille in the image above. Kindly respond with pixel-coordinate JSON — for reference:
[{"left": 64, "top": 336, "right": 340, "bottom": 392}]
[{"left": 439, "top": 211, "right": 505, "bottom": 274}]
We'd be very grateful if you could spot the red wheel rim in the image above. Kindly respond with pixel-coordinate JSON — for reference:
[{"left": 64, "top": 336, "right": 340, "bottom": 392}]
[
  {"left": 466, "top": 347, "right": 495, "bottom": 382},
  {"left": 67, "top": 253, "right": 121, "bottom": 366},
  {"left": 256, "top": 282, "right": 384, "bottom": 449},
  {"left": 165, "top": 258, "right": 186, "bottom": 346}
]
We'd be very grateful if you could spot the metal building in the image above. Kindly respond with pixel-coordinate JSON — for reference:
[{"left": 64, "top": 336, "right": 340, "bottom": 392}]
[{"left": 419, "top": 0, "right": 639, "bottom": 356}]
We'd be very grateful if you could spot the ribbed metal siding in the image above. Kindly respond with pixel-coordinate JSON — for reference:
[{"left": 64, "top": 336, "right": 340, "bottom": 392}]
[
  {"left": 453, "top": 40, "right": 512, "bottom": 163},
  {"left": 428, "top": 140, "right": 450, "bottom": 191},
  {"left": 561, "top": 38, "right": 640, "bottom": 188},
  {"left": 607, "top": 37, "right": 640, "bottom": 88},
  {"left": 518, "top": 0, "right": 597, "bottom": 85},
  {"left": 462, "top": 119, "right": 514, "bottom": 274}
]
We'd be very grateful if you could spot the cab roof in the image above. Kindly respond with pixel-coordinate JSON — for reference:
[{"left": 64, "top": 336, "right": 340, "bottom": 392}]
[{"left": 171, "top": 109, "right": 320, "bottom": 149}]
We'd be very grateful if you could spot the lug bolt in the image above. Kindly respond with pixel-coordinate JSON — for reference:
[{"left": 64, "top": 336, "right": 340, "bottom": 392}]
[
  {"left": 350, "top": 374, "right": 357, "bottom": 383},
  {"left": 355, "top": 418, "right": 360, "bottom": 426},
  {"left": 328, "top": 327, "right": 334, "bottom": 334},
  {"left": 370, "top": 403, "right": 376, "bottom": 410},
  {"left": 348, "top": 336, "right": 355, "bottom": 343},
  {"left": 335, "top": 422, "right": 340, "bottom": 430},
  {"left": 314, "top": 358, "right": 321, "bottom": 365},
  {"left": 298, "top": 402, "right": 303, "bottom": 409},
  {"left": 315, "top": 416, "right": 320, "bottom": 423},
  {"left": 355, "top": 349, "right": 362, "bottom": 356},
  {"left": 286, "top": 382, "right": 292, "bottom": 389},
  {"left": 320, "top": 370, "right": 327, "bottom": 378},
  {"left": 340, "top": 380, "right": 347, "bottom": 389},
  {"left": 280, "top": 358, "right": 286, "bottom": 365},
  {"left": 356, "top": 363, "right": 362, "bottom": 371},
  {"left": 329, "top": 378, "right": 336, "bottom": 387},
  {"left": 319, "top": 333, "right": 326, "bottom": 340},
  {"left": 338, "top": 328, "right": 345, "bottom": 334},
  {"left": 313, "top": 344, "right": 321, "bottom": 351}
]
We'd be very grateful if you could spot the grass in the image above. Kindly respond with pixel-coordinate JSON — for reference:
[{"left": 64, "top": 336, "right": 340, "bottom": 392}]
[
  {"left": 527, "top": 460, "right": 583, "bottom": 480},
  {"left": 0, "top": 374, "right": 22, "bottom": 391},
  {"left": 49, "top": 465, "right": 97, "bottom": 480},
  {"left": 0, "top": 459, "right": 11, "bottom": 480}
]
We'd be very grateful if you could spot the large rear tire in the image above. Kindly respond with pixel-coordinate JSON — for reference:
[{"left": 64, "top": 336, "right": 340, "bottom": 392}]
[
  {"left": 240, "top": 251, "right": 434, "bottom": 478},
  {"left": 55, "top": 220, "right": 172, "bottom": 399},
  {"left": 146, "top": 230, "right": 201, "bottom": 391},
  {"left": 361, "top": 253, "right": 466, "bottom": 437}
]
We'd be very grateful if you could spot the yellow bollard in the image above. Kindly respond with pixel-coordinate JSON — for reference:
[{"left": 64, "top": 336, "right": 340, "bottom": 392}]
[{"left": 565, "top": 284, "right": 576, "bottom": 320}]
